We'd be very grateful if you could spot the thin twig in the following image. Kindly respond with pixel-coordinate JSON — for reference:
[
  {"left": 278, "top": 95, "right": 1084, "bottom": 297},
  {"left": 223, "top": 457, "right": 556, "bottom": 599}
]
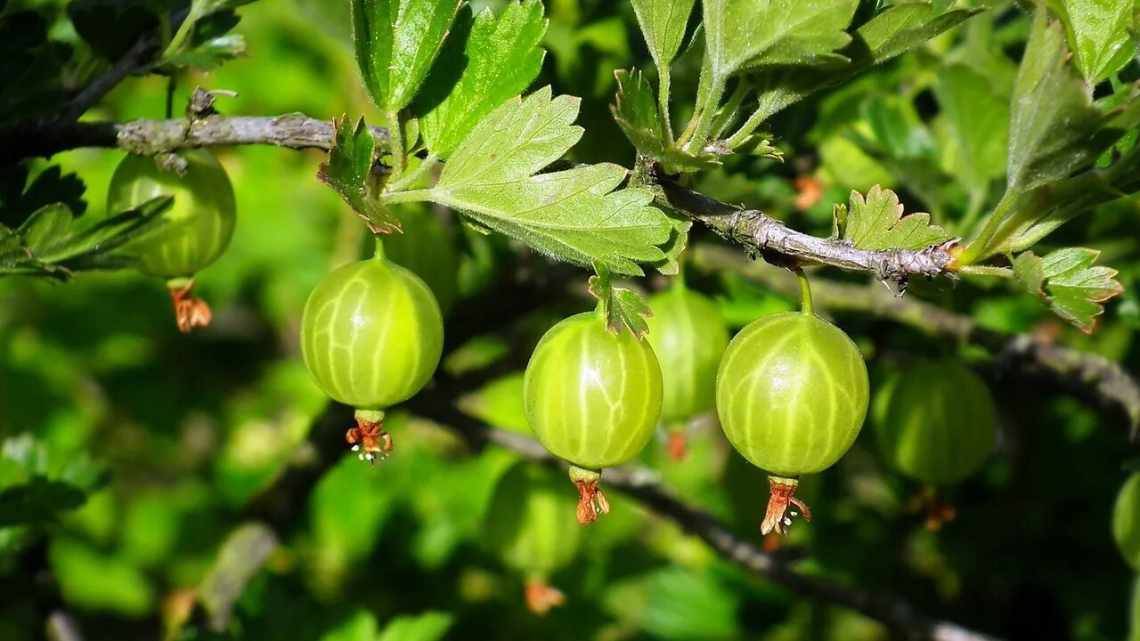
[
  {"left": 0, "top": 114, "right": 388, "bottom": 163},
  {"left": 691, "top": 243, "right": 1140, "bottom": 437},
  {"left": 59, "top": 35, "right": 159, "bottom": 122},
  {"left": 660, "top": 180, "right": 953, "bottom": 281}
]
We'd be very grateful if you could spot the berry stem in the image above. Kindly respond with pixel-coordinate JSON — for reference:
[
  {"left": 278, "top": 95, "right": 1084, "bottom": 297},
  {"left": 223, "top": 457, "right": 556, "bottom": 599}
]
[
  {"left": 372, "top": 235, "right": 386, "bottom": 261},
  {"left": 793, "top": 266, "right": 813, "bottom": 315}
]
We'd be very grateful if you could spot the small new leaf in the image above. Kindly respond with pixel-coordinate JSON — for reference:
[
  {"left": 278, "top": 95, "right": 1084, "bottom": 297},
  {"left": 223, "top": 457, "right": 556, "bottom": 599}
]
[
  {"left": 318, "top": 116, "right": 401, "bottom": 234},
  {"left": 431, "top": 88, "right": 673, "bottom": 275},
  {"left": 1013, "top": 247, "right": 1124, "bottom": 333},
  {"left": 612, "top": 69, "right": 719, "bottom": 171},
  {"left": 163, "top": 33, "right": 246, "bottom": 70},
  {"left": 588, "top": 262, "right": 652, "bottom": 338},
  {"left": 836, "top": 185, "right": 952, "bottom": 251},
  {"left": 352, "top": 0, "right": 462, "bottom": 112}
]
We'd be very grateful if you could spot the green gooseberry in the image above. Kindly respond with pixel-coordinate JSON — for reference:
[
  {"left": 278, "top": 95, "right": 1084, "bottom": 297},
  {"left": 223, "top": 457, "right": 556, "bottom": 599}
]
[
  {"left": 106, "top": 149, "right": 236, "bottom": 331},
  {"left": 715, "top": 271, "right": 868, "bottom": 535},
  {"left": 524, "top": 309, "right": 663, "bottom": 524},
  {"left": 484, "top": 462, "right": 581, "bottom": 614},
  {"left": 874, "top": 359, "right": 998, "bottom": 486},
  {"left": 300, "top": 250, "right": 443, "bottom": 461},
  {"left": 1114, "top": 472, "right": 1140, "bottom": 571},
  {"left": 646, "top": 281, "right": 729, "bottom": 460}
]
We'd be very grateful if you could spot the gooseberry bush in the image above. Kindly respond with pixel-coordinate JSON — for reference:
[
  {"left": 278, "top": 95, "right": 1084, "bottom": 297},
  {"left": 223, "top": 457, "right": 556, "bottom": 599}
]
[{"left": 2, "top": 1, "right": 1140, "bottom": 640}]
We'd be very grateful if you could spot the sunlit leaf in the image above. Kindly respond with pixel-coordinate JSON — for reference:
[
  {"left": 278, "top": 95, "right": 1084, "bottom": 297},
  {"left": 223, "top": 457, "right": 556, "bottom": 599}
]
[
  {"left": 835, "top": 185, "right": 952, "bottom": 251},
  {"left": 417, "top": 0, "right": 547, "bottom": 158},
  {"left": 352, "top": 0, "right": 462, "bottom": 111},
  {"left": 430, "top": 88, "right": 673, "bottom": 275}
]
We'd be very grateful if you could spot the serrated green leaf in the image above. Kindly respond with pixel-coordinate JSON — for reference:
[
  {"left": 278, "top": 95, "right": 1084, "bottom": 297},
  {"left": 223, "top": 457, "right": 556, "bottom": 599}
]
[
  {"left": 1046, "top": 0, "right": 1138, "bottom": 84},
  {"left": 741, "top": 2, "right": 980, "bottom": 127},
  {"left": 933, "top": 63, "right": 1009, "bottom": 196},
  {"left": 1007, "top": 10, "right": 1113, "bottom": 193},
  {"left": 588, "top": 262, "right": 652, "bottom": 337},
  {"left": 17, "top": 203, "right": 72, "bottom": 255},
  {"left": 855, "top": 2, "right": 982, "bottom": 65},
  {"left": 352, "top": 0, "right": 462, "bottom": 112},
  {"left": 1013, "top": 247, "right": 1123, "bottom": 332},
  {"left": 44, "top": 195, "right": 172, "bottom": 267},
  {"left": 837, "top": 185, "right": 952, "bottom": 251},
  {"left": 416, "top": 1, "right": 546, "bottom": 158},
  {"left": 631, "top": 0, "right": 696, "bottom": 72},
  {"left": 430, "top": 88, "right": 672, "bottom": 275},
  {"left": 612, "top": 69, "right": 719, "bottom": 171},
  {"left": 703, "top": 0, "right": 857, "bottom": 77},
  {"left": 319, "top": 116, "right": 402, "bottom": 234}
]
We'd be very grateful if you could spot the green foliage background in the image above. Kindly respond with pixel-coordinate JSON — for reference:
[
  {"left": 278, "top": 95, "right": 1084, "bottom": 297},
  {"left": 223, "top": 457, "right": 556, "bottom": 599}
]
[{"left": 1, "top": 1, "right": 1140, "bottom": 640}]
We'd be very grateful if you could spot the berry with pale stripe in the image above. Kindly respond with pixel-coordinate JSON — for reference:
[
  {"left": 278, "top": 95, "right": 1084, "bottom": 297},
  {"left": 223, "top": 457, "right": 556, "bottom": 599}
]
[
  {"left": 715, "top": 269, "right": 868, "bottom": 535},
  {"left": 875, "top": 360, "right": 997, "bottom": 487},
  {"left": 301, "top": 253, "right": 443, "bottom": 459},
  {"left": 524, "top": 310, "right": 663, "bottom": 524},
  {"left": 646, "top": 282, "right": 729, "bottom": 459},
  {"left": 484, "top": 463, "right": 581, "bottom": 614},
  {"left": 1114, "top": 472, "right": 1140, "bottom": 571},
  {"left": 107, "top": 150, "right": 236, "bottom": 332}
]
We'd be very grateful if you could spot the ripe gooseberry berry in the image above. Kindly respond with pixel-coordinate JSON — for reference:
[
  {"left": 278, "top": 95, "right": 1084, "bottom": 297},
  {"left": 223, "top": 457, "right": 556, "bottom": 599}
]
[
  {"left": 524, "top": 309, "right": 663, "bottom": 524},
  {"left": 106, "top": 150, "right": 236, "bottom": 332},
  {"left": 715, "top": 269, "right": 868, "bottom": 535},
  {"left": 874, "top": 360, "right": 998, "bottom": 486},
  {"left": 1113, "top": 472, "right": 1140, "bottom": 570},
  {"left": 300, "top": 241, "right": 443, "bottom": 461},
  {"left": 484, "top": 462, "right": 582, "bottom": 614},
  {"left": 646, "top": 279, "right": 729, "bottom": 460}
]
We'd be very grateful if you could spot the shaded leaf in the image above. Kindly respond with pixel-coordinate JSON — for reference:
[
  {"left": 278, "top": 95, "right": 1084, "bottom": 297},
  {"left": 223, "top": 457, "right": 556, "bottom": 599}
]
[
  {"left": 0, "top": 164, "right": 87, "bottom": 229},
  {"left": 835, "top": 185, "right": 953, "bottom": 251},
  {"left": 933, "top": 63, "right": 1009, "bottom": 196},
  {"left": 1013, "top": 247, "right": 1124, "bottom": 332},
  {"left": 1007, "top": 10, "right": 1118, "bottom": 193},
  {"left": 1046, "top": 0, "right": 1138, "bottom": 84},
  {"left": 318, "top": 116, "right": 401, "bottom": 233},
  {"left": 0, "top": 478, "right": 86, "bottom": 527},
  {"left": 631, "top": 0, "right": 696, "bottom": 72},
  {"left": 611, "top": 69, "right": 719, "bottom": 171},
  {"left": 430, "top": 88, "right": 673, "bottom": 275},
  {"left": 17, "top": 203, "right": 73, "bottom": 256},
  {"left": 352, "top": 0, "right": 462, "bottom": 111},
  {"left": 66, "top": 0, "right": 158, "bottom": 61},
  {"left": 588, "top": 262, "right": 652, "bottom": 337},
  {"left": 416, "top": 1, "right": 546, "bottom": 158}
]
